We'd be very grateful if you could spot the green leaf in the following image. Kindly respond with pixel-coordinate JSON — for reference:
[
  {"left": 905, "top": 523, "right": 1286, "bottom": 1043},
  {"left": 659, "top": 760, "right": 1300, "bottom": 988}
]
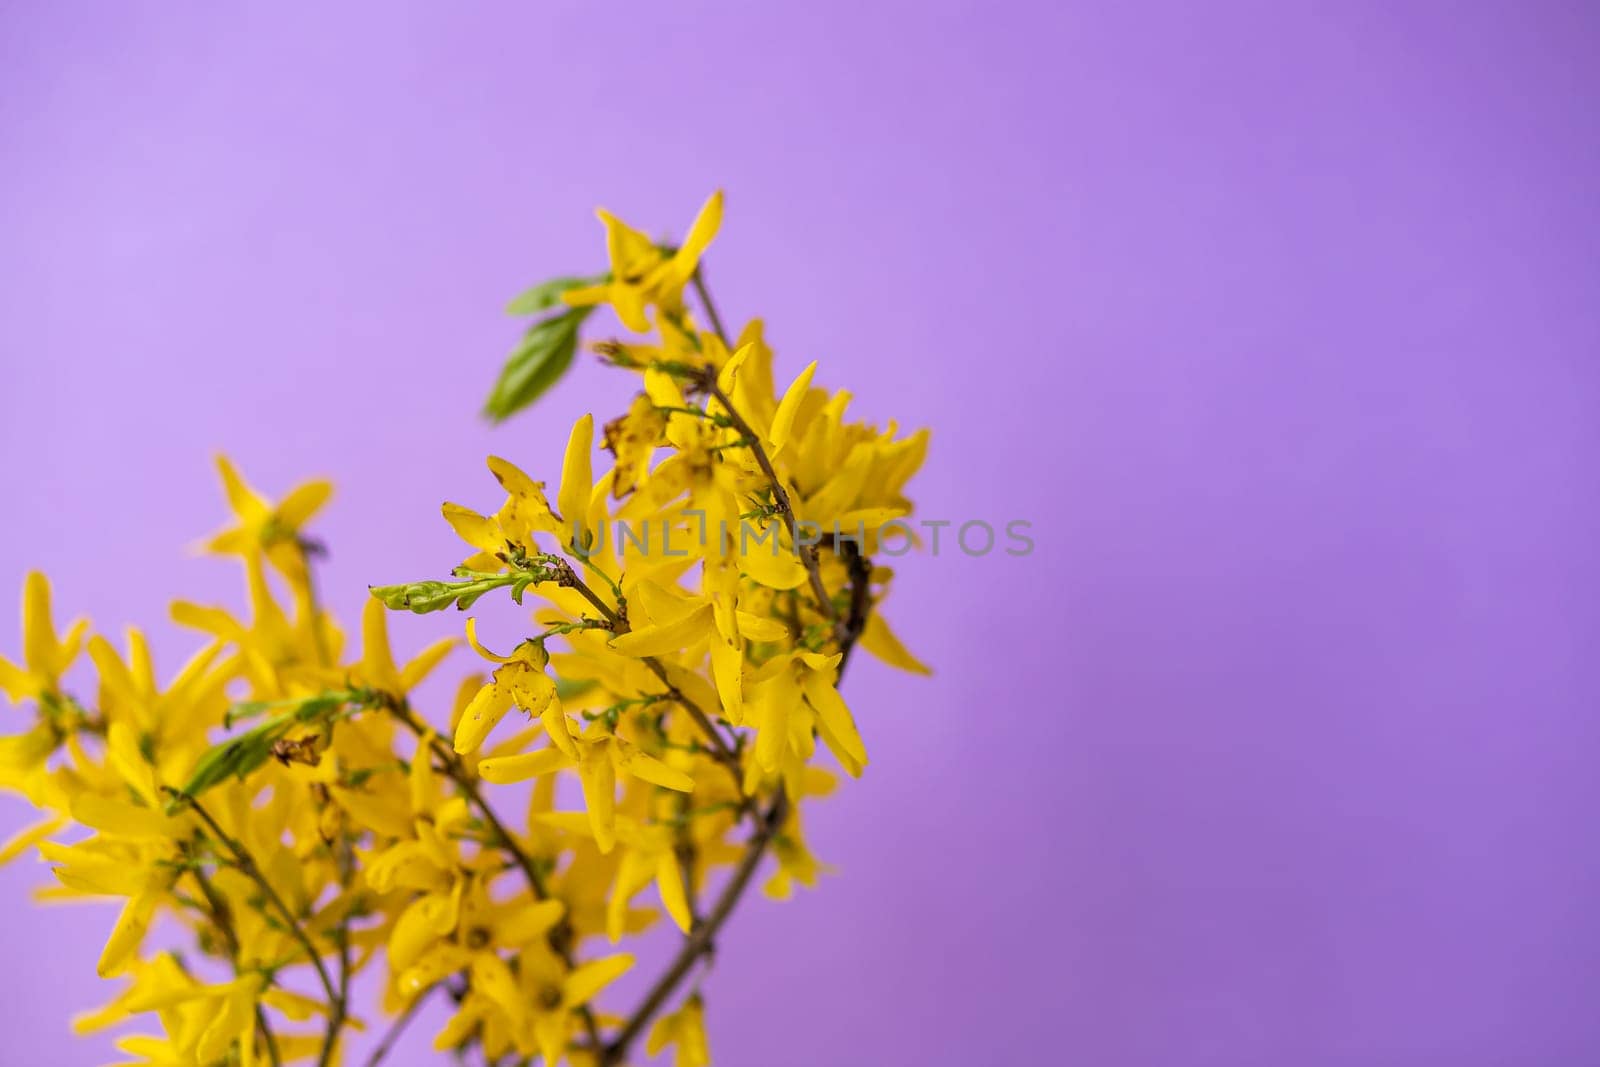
[
  {"left": 504, "top": 275, "right": 599, "bottom": 316},
  {"left": 483, "top": 306, "right": 593, "bottom": 423},
  {"left": 168, "top": 691, "right": 376, "bottom": 812},
  {"left": 554, "top": 675, "right": 597, "bottom": 702}
]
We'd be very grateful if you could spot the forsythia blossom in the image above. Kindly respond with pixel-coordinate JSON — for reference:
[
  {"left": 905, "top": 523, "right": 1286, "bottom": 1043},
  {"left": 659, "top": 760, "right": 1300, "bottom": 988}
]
[{"left": 0, "top": 192, "right": 927, "bottom": 1066}]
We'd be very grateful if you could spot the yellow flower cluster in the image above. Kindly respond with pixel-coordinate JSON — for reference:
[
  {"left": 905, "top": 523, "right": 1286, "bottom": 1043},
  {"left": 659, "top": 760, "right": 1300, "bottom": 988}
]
[{"left": 0, "top": 193, "right": 927, "bottom": 1067}]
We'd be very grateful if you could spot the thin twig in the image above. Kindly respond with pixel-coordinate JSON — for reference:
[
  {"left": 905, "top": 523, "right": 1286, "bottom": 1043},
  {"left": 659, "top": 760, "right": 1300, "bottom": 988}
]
[
  {"left": 365, "top": 982, "right": 437, "bottom": 1067},
  {"left": 834, "top": 539, "right": 874, "bottom": 679},
  {"left": 690, "top": 269, "right": 731, "bottom": 348}
]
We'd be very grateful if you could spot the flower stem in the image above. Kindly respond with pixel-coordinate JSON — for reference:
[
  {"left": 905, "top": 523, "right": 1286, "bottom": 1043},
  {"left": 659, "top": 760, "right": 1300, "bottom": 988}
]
[{"left": 364, "top": 982, "right": 437, "bottom": 1067}]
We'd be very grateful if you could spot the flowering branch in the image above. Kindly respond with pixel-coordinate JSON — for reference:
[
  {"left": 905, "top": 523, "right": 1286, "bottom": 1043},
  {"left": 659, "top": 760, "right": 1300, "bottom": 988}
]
[{"left": 0, "top": 191, "right": 925, "bottom": 1067}]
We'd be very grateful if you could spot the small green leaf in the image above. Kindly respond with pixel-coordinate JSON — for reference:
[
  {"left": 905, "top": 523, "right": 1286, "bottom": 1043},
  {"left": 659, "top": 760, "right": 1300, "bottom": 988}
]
[
  {"left": 169, "top": 691, "right": 377, "bottom": 812},
  {"left": 554, "top": 675, "right": 597, "bottom": 702},
  {"left": 504, "top": 275, "right": 599, "bottom": 316},
  {"left": 369, "top": 573, "right": 548, "bottom": 614},
  {"left": 483, "top": 307, "right": 593, "bottom": 423}
]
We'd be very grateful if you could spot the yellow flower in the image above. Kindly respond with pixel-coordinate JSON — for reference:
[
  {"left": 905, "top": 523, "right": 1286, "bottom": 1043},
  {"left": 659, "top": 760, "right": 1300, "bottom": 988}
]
[
  {"left": 745, "top": 650, "right": 868, "bottom": 782},
  {"left": 607, "top": 573, "right": 786, "bottom": 725},
  {"left": 480, "top": 721, "right": 692, "bottom": 855},
  {"left": 602, "top": 392, "right": 667, "bottom": 498},
  {"left": 0, "top": 571, "right": 87, "bottom": 704},
  {"left": 647, "top": 995, "right": 711, "bottom": 1067},
  {"left": 203, "top": 454, "right": 332, "bottom": 586},
  {"left": 562, "top": 191, "right": 724, "bottom": 332},
  {"left": 351, "top": 595, "right": 456, "bottom": 699},
  {"left": 0, "top": 189, "right": 933, "bottom": 1067},
  {"left": 454, "top": 619, "right": 571, "bottom": 757},
  {"left": 438, "top": 947, "right": 633, "bottom": 1066}
]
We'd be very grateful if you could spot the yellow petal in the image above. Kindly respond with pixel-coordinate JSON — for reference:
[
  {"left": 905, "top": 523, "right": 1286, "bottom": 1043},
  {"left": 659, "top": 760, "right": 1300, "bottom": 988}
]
[
  {"left": 541, "top": 702, "right": 578, "bottom": 762},
  {"left": 389, "top": 893, "right": 455, "bottom": 971},
  {"left": 360, "top": 596, "right": 403, "bottom": 692},
  {"left": 613, "top": 738, "right": 694, "bottom": 793},
  {"left": 735, "top": 612, "right": 787, "bottom": 643},
  {"left": 331, "top": 784, "right": 416, "bottom": 840},
  {"left": 69, "top": 794, "right": 182, "bottom": 839},
  {"left": 607, "top": 602, "right": 714, "bottom": 659},
  {"left": 198, "top": 976, "right": 261, "bottom": 1063},
  {"left": 801, "top": 669, "right": 868, "bottom": 772},
  {"left": 452, "top": 676, "right": 515, "bottom": 754},
  {"left": 678, "top": 190, "right": 723, "bottom": 266},
  {"left": 751, "top": 676, "right": 803, "bottom": 773},
  {"left": 21, "top": 571, "right": 58, "bottom": 679},
  {"left": 715, "top": 341, "right": 751, "bottom": 396},
  {"left": 533, "top": 1010, "right": 567, "bottom": 1067},
  {"left": 470, "top": 952, "right": 526, "bottom": 1028},
  {"left": 399, "top": 636, "right": 457, "bottom": 692},
  {"left": 0, "top": 655, "right": 33, "bottom": 702},
  {"left": 409, "top": 729, "right": 438, "bottom": 814},
  {"left": 399, "top": 943, "right": 470, "bottom": 998},
  {"left": 768, "top": 360, "right": 817, "bottom": 453},
  {"left": 464, "top": 617, "right": 514, "bottom": 664},
  {"left": 562, "top": 953, "right": 634, "bottom": 1008},
  {"left": 655, "top": 851, "right": 692, "bottom": 935},
  {"left": 478, "top": 747, "right": 570, "bottom": 784},
  {"left": 735, "top": 525, "right": 808, "bottom": 591},
  {"left": 559, "top": 414, "right": 595, "bottom": 545},
  {"left": 576, "top": 744, "right": 618, "bottom": 853},
  {"left": 709, "top": 636, "right": 743, "bottom": 725},
  {"left": 42, "top": 841, "right": 148, "bottom": 896},
  {"left": 98, "top": 882, "right": 161, "bottom": 977},
  {"left": 495, "top": 898, "right": 565, "bottom": 946},
  {"left": 277, "top": 480, "right": 333, "bottom": 528},
  {"left": 214, "top": 454, "right": 269, "bottom": 522},
  {"left": 635, "top": 579, "right": 697, "bottom": 627},
  {"left": 442, "top": 503, "right": 505, "bottom": 556},
  {"left": 0, "top": 813, "right": 64, "bottom": 867},
  {"left": 860, "top": 612, "right": 932, "bottom": 675}
]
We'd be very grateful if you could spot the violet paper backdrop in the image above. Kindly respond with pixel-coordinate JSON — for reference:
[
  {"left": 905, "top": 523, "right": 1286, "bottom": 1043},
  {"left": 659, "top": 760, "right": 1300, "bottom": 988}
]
[{"left": 3, "top": 3, "right": 1598, "bottom": 1064}]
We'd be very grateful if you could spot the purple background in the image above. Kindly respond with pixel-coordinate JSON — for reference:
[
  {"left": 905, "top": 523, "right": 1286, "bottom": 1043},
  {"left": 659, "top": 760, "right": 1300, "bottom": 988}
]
[{"left": 3, "top": 3, "right": 1598, "bottom": 1064}]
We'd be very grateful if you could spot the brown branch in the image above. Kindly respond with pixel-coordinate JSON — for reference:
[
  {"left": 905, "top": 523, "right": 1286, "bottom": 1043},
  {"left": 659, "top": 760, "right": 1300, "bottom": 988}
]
[
  {"left": 835, "top": 539, "right": 874, "bottom": 679},
  {"left": 365, "top": 982, "right": 437, "bottom": 1067}
]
